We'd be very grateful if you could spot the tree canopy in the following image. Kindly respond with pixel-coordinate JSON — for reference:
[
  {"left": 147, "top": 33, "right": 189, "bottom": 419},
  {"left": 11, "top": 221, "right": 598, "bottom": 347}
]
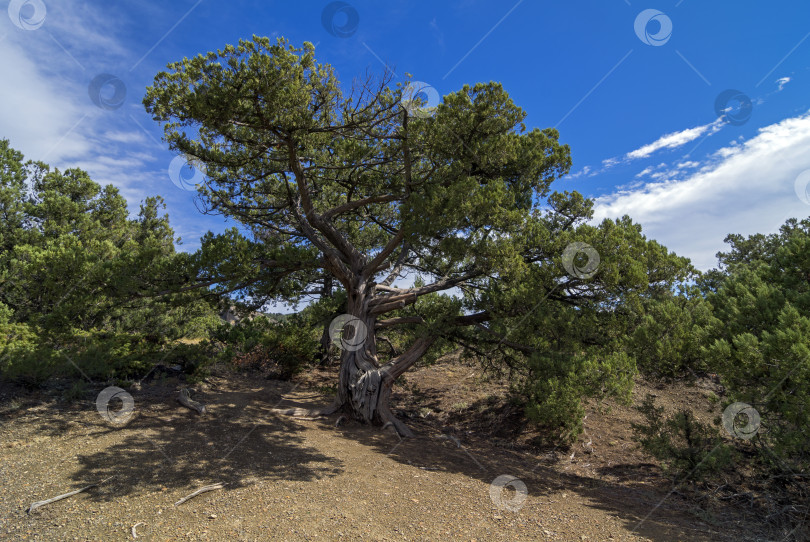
[{"left": 143, "top": 36, "right": 695, "bottom": 436}]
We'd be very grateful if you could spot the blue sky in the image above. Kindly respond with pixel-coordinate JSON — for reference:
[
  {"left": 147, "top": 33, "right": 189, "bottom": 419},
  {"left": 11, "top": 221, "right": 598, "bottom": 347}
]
[{"left": 2, "top": 0, "right": 810, "bottom": 273}]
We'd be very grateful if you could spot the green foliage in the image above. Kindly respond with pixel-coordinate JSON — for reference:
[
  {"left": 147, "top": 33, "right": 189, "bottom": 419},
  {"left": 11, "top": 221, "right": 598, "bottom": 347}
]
[
  {"left": 628, "top": 285, "right": 714, "bottom": 377},
  {"left": 0, "top": 139, "right": 220, "bottom": 385},
  {"left": 62, "top": 379, "right": 90, "bottom": 402},
  {"left": 141, "top": 36, "right": 699, "bottom": 438},
  {"left": 624, "top": 218, "right": 810, "bottom": 537},
  {"left": 702, "top": 218, "right": 810, "bottom": 471},
  {"left": 632, "top": 394, "right": 732, "bottom": 482},
  {"left": 0, "top": 321, "right": 61, "bottom": 387},
  {"left": 213, "top": 314, "right": 318, "bottom": 379},
  {"left": 525, "top": 350, "right": 636, "bottom": 440}
]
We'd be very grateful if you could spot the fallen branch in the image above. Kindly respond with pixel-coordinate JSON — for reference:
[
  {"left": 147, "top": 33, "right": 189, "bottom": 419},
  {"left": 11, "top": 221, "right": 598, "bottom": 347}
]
[
  {"left": 177, "top": 387, "right": 207, "bottom": 415},
  {"left": 174, "top": 482, "right": 225, "bottom": 506},
  {"left": 270, "top": 406, "right": 328, "bottom": 420},
  {"left": 26, "top": 476, "right": 115, "bottom": 513},
  {"left": 271, "top": 399, "right": 340, "bottom": 420},
  {"left": 131, "top": 522, "right": 144, "bottom": 539}
]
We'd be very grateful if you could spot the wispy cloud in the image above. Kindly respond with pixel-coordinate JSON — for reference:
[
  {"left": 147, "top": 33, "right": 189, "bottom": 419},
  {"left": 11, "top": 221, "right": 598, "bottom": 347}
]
[
  {"left": 0, "top": 1, "right": 203, "bottom": 221},
  {"left": 592, "top": 111, "right": 810, "bottom": 270},
  {"left": 567, "top": 118, "right": 727, "bottom": 181},
  {"left": 776, "top": 76, "right": 791, "bottom": 91},
  {"left": 429, "top": 17, "right": 445, "bottom": 50},
  {"left": 566, "top": 165, "right": 591, "bottom": 179},
  {"left": 624, "top": 119, "right": 725, "bottom": 161},
  {"left": 0, "top": 6, "right": 141, "bottom": 166}
]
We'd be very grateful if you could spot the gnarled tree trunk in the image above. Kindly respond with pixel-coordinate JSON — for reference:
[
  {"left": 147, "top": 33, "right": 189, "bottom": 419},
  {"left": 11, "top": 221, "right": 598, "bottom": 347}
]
[{"left": 330, "top": 287, "right": 434, "bottom": 437}]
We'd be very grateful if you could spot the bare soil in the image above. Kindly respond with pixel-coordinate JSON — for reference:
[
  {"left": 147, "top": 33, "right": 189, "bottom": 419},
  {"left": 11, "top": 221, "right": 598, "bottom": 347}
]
[{"left": 0, "top": 357, "right": 772, "bottom": 541}]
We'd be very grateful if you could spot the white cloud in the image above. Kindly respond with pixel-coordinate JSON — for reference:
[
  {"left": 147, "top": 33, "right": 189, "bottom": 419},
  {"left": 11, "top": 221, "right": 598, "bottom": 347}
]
[
  {"left": 0, "top": 37, "right": 92, "bottom": 163},
  {"left": 776, "top": 77, "right": 791, "bottom": 91},
  {"left": 602, "top": 157, "right": 619, "bottom": 168},
  {"left": 579, "top": 119, "right": 726, "bottom": 180},
  {"left": 0, "top": 4, "right": 162, "bottom": 214},
  {"left": 566, "top": 165, "right": 591, "bottom": 179},
  {"left": 102, "top": 130, "right": 149, "bottom": 145},
  {"left": 429, "top": 17, "right": 445, "bottom": 50},
  {"left": 625, "top": 119, "right": 724, "bottom": 161},
  {"left": 592, "top": 111, "right": 810, "bottom": 271}
]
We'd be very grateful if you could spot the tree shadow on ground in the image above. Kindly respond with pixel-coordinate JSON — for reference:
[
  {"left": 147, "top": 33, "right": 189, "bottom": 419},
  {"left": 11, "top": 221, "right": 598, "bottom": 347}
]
[
  {"left": 6, "top": 375, "right": 769, "bottom": 541},
  {"left": 311, "top": 412, "right": 763, "bottom": 542},
  {"left": 58, "top": 380, "right": 344, "bottom": 503}
]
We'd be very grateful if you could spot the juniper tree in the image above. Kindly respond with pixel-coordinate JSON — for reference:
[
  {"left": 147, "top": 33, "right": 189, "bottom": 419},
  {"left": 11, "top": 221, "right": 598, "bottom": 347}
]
[{"left": 144, "top": 37, "right": 692, "bottom": 437}]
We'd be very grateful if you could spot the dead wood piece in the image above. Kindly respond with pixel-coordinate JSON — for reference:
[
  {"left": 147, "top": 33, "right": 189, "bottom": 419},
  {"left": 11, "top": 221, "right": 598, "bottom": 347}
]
[
  {"left": 178, "top": 387, "right": 207, "bottom": 415},
  {"left": 174, "top": 483, "right": 225, "bottom": 506},
  {"left": 131, "top": 522, "right": 144, "bottom": 539},
  {"left": 271, "top": 407, "right": 323, "bottom": 420},
  {"left": 26, "top": 476, "right": 115, "bottom": 514},
  {"left": 271, "top": 402, "right": 339, "bottom": 420}
]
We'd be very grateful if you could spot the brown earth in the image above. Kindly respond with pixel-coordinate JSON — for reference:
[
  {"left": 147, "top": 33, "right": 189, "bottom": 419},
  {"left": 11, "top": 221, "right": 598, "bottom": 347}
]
[{"left": 0, "top": 356, "right": 773, "bottom": 541}]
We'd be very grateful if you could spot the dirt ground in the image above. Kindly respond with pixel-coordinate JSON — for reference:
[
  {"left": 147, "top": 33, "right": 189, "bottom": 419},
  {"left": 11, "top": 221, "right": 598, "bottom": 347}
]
[{"left": 0, "top": 357, "right": 774, "bottom": 541}]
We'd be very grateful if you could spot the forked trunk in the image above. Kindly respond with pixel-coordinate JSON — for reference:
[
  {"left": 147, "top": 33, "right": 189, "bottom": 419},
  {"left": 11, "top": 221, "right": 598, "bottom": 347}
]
[
  {"left": 336, "top": 350, "right": 414, "bottom": 437},
  {"left": 320, "top": 283, "right": 436, "bottom": 437},
  {"left": 332, "top": 299, "right": 409, "bottom": 436}
]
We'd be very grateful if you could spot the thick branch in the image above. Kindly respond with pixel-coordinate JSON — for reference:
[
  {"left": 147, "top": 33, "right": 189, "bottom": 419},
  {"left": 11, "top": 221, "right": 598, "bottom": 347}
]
[
  {"left": 363, "top": 230, "right": 405, "bottom": 280},
  {"left": 369, "top": 273, "right": 479, "bottom": 314},
  {"left": 322, "top": 194, "right": 400, "bottom": 220},
  {"left": 369, "top": 296, "right": 416, "bottom": 316},
  {"left": 380, "top": 244, "right": 411, "bottom": 286},
  {"left": 375, "top": 316, "right": 425, "bottom": 328},
  {"left": 287, "top": 145, "right": 361, "bottom": 274},
  {"left": 381, "top": 336, "right": 436, "bottom": 381}
]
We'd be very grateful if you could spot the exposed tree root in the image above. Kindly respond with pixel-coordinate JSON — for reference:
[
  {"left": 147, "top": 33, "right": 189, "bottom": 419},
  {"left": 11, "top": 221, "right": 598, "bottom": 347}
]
[{"left": 177, "top": 387, "right": 207, "bottom": 415}]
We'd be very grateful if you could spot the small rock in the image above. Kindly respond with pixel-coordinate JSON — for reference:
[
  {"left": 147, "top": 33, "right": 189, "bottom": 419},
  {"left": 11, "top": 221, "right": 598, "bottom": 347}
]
[{"left": 208, "top": 514, "right": 217, "bottom": 519}]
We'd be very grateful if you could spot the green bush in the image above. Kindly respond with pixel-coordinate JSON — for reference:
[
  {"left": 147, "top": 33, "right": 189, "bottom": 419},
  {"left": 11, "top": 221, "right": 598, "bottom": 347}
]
[
  {"left": 628, "top": 288, "right": 714, "bottom": 378},
  {"left": 0, "top": 323, "right": 215, "bottom": 386},
  {"left": 632, "top": 393, "right": 732, "bottom": 482},
  {"left": 0, "top": 322, "right": 62, "bottom": 387},
  {"left": 261, "top": 316, "right": 319, "bottom": 378},
  {"left": 524, "top": 350, "right": 636, "bottom": 441},
  {"left": 213, "top": 314, "right": 318, "bottom": 379},
  {"left": 701, "top": 219, "right": 810, "bottom": 474}
]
